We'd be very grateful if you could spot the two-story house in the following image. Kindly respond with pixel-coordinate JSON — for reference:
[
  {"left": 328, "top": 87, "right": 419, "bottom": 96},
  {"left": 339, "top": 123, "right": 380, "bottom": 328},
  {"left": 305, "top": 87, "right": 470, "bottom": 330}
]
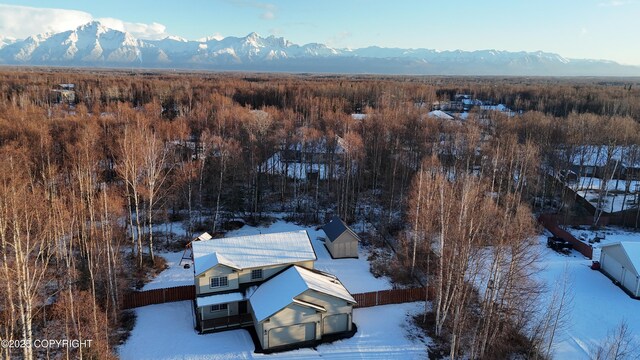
[{"left": 191, "top": 230, "right": 356, "bottom": 351}]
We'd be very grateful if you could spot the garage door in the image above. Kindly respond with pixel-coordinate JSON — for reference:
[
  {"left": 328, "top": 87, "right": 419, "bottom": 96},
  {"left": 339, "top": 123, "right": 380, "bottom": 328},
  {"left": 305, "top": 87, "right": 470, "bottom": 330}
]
[
  {"left": 323, "top": 314, "right": 348, "bottom": 334},
  {"left": 602, "top": 254, "right": 624, "bottom": 280},
  {"left": 622, "top": 270, "right": 638, "bottom": 296},
  {"left": 268, "top": 322, "right": 315, "bottom": 348}
]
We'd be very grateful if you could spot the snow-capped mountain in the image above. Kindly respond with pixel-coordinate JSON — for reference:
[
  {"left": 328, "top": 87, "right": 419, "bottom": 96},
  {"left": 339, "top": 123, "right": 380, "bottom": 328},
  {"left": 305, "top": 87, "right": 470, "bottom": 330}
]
[
  {"left": 0, "top": 35, "right": 17, "bottom": 49},
  {"left": 0, "top": 21, "right": 638, "bottom": 76},
  {"left": 1, "top": 21, "right": 142, "bottom": 64}
]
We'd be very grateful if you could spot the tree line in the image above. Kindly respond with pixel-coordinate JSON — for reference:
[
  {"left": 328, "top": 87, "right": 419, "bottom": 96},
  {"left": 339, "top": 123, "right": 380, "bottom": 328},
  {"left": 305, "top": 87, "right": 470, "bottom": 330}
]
[{"left": 0, "top": 68, "right": 639, "bottom": 359}]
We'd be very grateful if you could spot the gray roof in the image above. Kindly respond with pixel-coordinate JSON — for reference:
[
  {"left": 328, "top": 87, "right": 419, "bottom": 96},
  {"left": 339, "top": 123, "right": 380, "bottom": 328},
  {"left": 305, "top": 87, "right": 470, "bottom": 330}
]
[{"left": 322, "top": 216, "right": 360, "bottom": 243}]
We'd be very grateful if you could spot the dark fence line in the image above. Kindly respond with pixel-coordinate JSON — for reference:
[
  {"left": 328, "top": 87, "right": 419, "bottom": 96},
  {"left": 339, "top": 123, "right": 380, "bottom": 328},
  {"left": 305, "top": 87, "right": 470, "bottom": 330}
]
[
  {"left": 352, "top": 287, "right": 433, "bottom": 308},
  {"left": 121, "top": 285, "right": 195, "bottom": 309},
  {"left": 563, "top": 181, "right": 639, "bottom": 228},
  {"left": 121, "top": 285, "right": 432, "bottom": 310},
  {"left": 538, "top": 214, "right": 593, "bottom": 259},
  {"left": 607, "top": 208, "right": 640, "bottom": 228}
]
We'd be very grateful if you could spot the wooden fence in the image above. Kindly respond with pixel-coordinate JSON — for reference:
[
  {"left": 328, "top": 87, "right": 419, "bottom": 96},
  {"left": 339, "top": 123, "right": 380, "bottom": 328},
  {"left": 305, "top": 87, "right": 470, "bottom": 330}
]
[
  {"left": 121, "top": 285, "right": 195, "bottom": 309},
  {"left": 352, "top": 287, "right": 433, "bottom": 308},
  {"left": 538, "top": 214, "right": 593, "bottom": 259},
  {"left": 121, "top": 285, "right": 432, "bottom": 310}
]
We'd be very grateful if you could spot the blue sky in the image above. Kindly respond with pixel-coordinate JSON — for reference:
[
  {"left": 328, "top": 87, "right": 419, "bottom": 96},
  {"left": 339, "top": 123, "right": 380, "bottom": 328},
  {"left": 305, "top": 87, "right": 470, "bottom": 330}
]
[{"left": 1, "top": 0, "right": 639, "bottom": 65}]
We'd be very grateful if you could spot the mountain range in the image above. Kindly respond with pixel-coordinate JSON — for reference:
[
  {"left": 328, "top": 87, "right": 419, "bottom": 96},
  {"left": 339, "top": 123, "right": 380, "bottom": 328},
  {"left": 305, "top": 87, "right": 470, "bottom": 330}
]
[{"left": 0, "top": 21, "right": 638, "bottom": 76}]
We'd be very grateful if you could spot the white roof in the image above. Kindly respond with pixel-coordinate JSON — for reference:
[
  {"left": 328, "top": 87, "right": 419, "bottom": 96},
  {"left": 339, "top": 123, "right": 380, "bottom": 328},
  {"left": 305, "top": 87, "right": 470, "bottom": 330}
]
[
  {"left": 191, "top": 230, "right": 316, "bottom": 275},
  {"left": 249, "top": 266, "right": 355, "bottom": 322},
  {"left": 196, "top": 232, "right": 212, "bottom": 241},
  {"left": 427, "top": 110, "right": 454, "bottom": 120},
  {"left": 196, "top": 292, "right": 244, "bottom": 308},
  {"left": 194, "top": 252, "right": 240, "bottom": 274},
  {"left": 602, "top": 241, "right": 640, "bottom": 275}
]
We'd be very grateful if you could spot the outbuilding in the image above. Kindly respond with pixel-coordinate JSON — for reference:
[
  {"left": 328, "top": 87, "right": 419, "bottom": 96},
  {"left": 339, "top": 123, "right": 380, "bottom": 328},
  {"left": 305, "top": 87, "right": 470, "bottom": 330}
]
[
  {"left": 599, "top": 242, "right": 640, "bottom": 298},
  {"left": 322, "top": 216, "right": 359, "bottom": 259}
]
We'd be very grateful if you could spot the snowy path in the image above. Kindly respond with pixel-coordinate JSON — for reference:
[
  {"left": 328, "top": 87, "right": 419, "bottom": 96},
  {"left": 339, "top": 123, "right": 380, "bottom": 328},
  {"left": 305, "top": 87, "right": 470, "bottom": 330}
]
[{"left": 118, "top": 301, "right": 427, "bottom": 360}]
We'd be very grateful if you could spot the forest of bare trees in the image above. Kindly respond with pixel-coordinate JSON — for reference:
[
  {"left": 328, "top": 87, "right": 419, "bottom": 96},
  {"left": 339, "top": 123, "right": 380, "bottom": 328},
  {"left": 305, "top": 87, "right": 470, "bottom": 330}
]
[{"left": 0, "top": 69, "right": 639, "bottom": 359}]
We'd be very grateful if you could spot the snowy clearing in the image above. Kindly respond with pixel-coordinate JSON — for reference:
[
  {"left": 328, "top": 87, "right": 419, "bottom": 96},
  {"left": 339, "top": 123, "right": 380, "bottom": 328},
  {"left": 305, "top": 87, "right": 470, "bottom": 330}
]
[
  {"left": 262, "top": 153, "right": 342, "bottom": 180},
  {"left": 143, "top": 218, "right": 392, "bottom": 294},
  {"left": 118, "top": 301, "right": 428, "bottom": 360},
  {"left": 573, "top": 176, "right": 640, "bottom": 213},
  {"left": 564, "top": 225, "right": 640, "bottom": 260},
  {"left": 536, "top": 230, "right": 640, "bottom": 359}
]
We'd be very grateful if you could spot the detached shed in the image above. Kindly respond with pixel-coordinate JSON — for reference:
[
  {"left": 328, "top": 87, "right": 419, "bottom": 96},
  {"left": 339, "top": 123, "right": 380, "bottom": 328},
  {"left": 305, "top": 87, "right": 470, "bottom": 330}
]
[
  {"left": 600, "top": 242, "right": 640, "bottom": 298},
  {"left": 322, "top": 216, "right": 359, "bottom": 259}
]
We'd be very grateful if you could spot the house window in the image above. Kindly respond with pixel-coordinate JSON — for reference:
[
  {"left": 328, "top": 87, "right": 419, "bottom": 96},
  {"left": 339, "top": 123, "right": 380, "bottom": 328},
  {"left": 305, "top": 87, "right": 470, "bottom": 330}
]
[
  {"left": 210, "top": 276, "right": 228, "bottom": 288},
  {"left": 251, "top": 269, "right": 263, "bottom": 280},
  {"left": 210, "top": 303, "right": 228, "bottom": 312}
]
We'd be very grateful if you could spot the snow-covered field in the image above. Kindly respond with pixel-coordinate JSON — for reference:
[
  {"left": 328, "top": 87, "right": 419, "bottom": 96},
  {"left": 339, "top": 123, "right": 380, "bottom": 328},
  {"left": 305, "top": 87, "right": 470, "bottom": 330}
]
[
  {"left": 119, "top": 301, "right": 427, "bottom": 360},
  {"left": 574, "top": 176, "right": 640, "bottom": 213},
  {"left": 121, "top": 217, "right": 420, "bottom": 359},
  {"left": 537, "top": 229, "right": 640, "bottom": 359},
  {"left": 142, "top": 218, "right": 391, "bottom": 293}
]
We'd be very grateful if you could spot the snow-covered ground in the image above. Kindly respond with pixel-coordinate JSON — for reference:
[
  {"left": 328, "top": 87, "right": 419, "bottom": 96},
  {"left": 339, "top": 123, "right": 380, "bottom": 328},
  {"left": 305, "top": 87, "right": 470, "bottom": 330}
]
[
  {"left": 143, "top": 218, "right": 392, "bottom": 293},
  {"left": 564, "top": 225, "right": 640, "bottom": 260},
  {"left": 261, "top": 153, "right": 341, "bottom": 180},
  {"left": 142, "top": 251, "right": 194, "bottom": 290},
  {"left": 121, "top": 217, "right": 423, "bottom": 359},
  {"left": 574, "top": 176, "right": 640, "bottom": 213},
  {"left": 119, "top": 301, "right": 428, "bottom": 360},
  {"left": 537, "top": 229, "right": 640, "bottom": 359}
]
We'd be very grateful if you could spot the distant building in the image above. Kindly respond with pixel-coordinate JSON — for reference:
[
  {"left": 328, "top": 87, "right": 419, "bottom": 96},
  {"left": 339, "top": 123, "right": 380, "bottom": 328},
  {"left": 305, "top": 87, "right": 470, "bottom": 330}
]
[
  {"left": 261, "top": 135, "right": 347, "bottom": 181},
  {"left": 50, "top": 83, "right": 76, "bottom": 104},
  {"left": 566, "top": 145, "right": 640, "bottom": 180},
  {"left": 427, "top": 110, "right": 455, "bottom": 121}
]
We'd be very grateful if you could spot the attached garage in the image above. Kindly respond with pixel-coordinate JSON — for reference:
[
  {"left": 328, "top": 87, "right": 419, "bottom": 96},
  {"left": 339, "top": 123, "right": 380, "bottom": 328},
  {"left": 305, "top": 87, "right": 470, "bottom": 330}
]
[
  {"left": 599, "top": 242, "right": 640, "bottom": 298},
  {"left": 323, "top": 313, "right": 349, "bottom": 334},
  {"left": 249, "top": 265, "right": 357, "bottom": 351},
  {"left": 322, "top": 216, "right": 360, "bottom": 259},
  {"left": 268, "top": 322, "right": 316, "bottom": 348}
]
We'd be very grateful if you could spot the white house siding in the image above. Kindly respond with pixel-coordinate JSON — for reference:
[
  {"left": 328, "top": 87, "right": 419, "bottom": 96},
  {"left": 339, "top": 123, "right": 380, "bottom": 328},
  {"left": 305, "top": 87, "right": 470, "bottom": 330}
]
[
  {"left": 253, "top": 288, "right": 354, "bottom": 349},
  {"left": 236, "top": 261, "right": 315, "bottom": 284},
  {"left": 323, "top": 313, "right": 349, "bottom": 334},
  {"left": 268, "top": 323, "right": 316, "bottom": 348},
  {"left": 296, "top": 290, "right": 353, "bottom": 333},
  {"left": 601, "top": 244, "right": 640, "bottom": 297},
  {"left": 258, "top": 303, "right": 321, "bottom": 349},
  {"left": 623, "top": 271, "right": 639, "bottom": 297},
  {"left": 327, "top": 232, "right": 358, "bottom": 258},
  {"left": 602, "top": 252, "right": 624, "bottom": 280},
  {"left": 196, "top": 261, "right": 316, "bottom": 296},
  {"left": 195, "top": 265, "right": 238, "bottom": 295},
  {"left": 200, "top": 301, "right": 239, "bottom": 321}
]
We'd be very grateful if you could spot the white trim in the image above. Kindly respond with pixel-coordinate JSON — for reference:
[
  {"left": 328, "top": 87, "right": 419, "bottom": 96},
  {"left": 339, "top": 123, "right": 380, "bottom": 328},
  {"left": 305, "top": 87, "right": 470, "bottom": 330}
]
[
  {"left": 196, "top": 292, "right": 244, "bottom": 308},
  {"left": 292, "top": 299, "right": 326, "bottom": 312},
  {"left": 209, "top": 275, "right": 229, "bottom": 289}
]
